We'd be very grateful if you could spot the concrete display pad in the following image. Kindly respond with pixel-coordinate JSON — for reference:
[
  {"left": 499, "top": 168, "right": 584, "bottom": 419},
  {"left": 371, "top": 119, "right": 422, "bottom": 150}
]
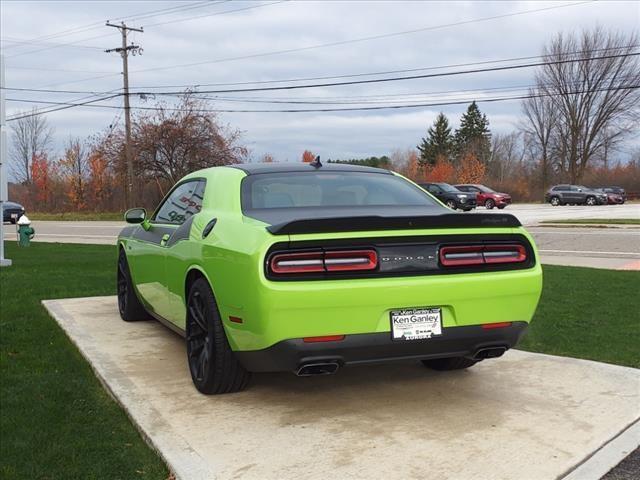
[{"left": 43, "top": 296, "right": 640, "bottom": 480}]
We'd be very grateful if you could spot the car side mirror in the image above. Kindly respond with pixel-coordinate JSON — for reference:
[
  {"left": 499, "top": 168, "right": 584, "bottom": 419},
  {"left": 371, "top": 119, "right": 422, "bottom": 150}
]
[{"left": 124, "top": 208, "right": 147, "bottom": 224}]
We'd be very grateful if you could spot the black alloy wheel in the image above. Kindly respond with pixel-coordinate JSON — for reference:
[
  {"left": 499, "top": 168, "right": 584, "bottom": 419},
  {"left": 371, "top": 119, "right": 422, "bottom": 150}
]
[
  {"left": 117, "top": 249, "right": 150, "bottom": 322},
  {"left": 186, "top": 278, "right": 250, "bottom": 394}
]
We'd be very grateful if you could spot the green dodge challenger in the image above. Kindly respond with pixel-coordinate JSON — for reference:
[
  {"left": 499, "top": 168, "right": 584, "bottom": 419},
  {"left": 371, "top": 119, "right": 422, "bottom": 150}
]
[{"left": 117, "top": 162, "right": 542, "bottom": 394}]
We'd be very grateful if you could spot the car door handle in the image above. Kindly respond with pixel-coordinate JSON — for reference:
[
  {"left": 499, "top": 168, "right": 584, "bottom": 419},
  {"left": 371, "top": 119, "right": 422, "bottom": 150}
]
[{"left": 160, "top": 233, "right": 171, "bottom": 247}]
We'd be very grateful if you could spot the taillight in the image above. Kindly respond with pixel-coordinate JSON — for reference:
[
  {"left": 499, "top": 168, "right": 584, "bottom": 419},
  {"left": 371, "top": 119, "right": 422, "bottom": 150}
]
[
  {"left": 440, "top": 244, "right": 526, "bottom": 267},
  {"left": 270, "top": 249, "right": 377, "bottom": 275}
]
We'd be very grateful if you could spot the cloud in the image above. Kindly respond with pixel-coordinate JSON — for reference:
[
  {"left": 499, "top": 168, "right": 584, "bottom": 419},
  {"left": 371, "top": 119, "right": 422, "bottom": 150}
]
[{"left": 2, "top": 0, "right": 638, "bottom": 163}]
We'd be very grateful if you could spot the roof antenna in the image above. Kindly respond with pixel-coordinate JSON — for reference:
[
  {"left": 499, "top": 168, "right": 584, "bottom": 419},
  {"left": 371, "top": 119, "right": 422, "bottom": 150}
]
[{"left": 310, "top": 155, "right": 322, "bottom": 168}]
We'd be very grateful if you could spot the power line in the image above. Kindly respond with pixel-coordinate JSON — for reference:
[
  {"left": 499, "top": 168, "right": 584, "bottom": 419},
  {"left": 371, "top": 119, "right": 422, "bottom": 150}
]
[
  {"left": 5, "top": 33, "right": 117, "bottom": 58},
  {"left": 5, "top": 47, "right": 636, "bottom": 96},
  {"left": 132, "top": 0, "right": 595, "bottom": 74},
  {"left": 130, "top": 45, "right": 637, "bottom": 90},
  {"left": 3, "top": 1, "right": 223, "bottom": 49},
  {"left": 142, "top": 0, "right": 286, "bottom": 28},
  {"left": 3, "top": 0, "right": 270, "bottom": 59},
  {"left": 7, "top": 85, "right": 638, "bottom": 119},
  {"left": 0, "top": 36, "right": 106, "bottom": 51},
  {"left": 5, "top": 66, "right": 114, "bottom": 74},
  {"left": 137, "top": 51, "right": 640, "bottom": 95},
  {"left": 6, "top": 94, "right": 123, "bottom": 120}
]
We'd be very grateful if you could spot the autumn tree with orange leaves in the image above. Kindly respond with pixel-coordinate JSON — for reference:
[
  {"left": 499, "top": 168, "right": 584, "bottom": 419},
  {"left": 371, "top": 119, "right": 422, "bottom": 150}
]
[
  {"left": 456, "top": 151, "right": 486, "bottom": 184},
  {"left": 424, "top": 154, "right": 456, "bottom": 183},
  {"left": 30, "top": 153, "right": 52, "bottom": 206},
  {"left": 87, "top": 151, "right": 113, "bottom": 211},
  {"left": 301, "top": 150, "right": 316, "bottom": 163},
  {"left": 58, "top": 137, "right": 89, "bottom": 210}
]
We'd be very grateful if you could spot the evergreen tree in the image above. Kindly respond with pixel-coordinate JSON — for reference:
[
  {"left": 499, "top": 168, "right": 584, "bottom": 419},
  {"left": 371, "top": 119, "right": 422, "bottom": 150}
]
[
  {"left": 453, "top": 101, "right": 492, "bottom": 163},
  {"left": 417, "top": 113, "right": 453, "bottom": 166}
]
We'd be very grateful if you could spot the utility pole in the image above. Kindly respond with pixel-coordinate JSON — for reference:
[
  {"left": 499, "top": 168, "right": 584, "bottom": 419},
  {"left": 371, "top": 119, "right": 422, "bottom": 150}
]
[
  {"left": 0, "top": 54, "right": 12, "bottom": 267},
  {"left": 105, "top": 21, "right": 143, "bottom": 208}
]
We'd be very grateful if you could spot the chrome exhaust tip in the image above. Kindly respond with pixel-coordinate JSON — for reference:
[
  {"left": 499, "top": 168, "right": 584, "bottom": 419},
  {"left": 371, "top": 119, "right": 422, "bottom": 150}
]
[
  {"left": 295, "top": 362, "right": 340, "bottom": 376},
  {"left": 474, "top": 346, "right": 507, "bottom": 360}
]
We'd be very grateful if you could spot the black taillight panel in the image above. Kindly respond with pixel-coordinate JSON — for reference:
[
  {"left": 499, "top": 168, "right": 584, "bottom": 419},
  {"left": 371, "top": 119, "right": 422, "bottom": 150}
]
[{"left": 265, "top": 233, "right": 535, "bottom": 281}]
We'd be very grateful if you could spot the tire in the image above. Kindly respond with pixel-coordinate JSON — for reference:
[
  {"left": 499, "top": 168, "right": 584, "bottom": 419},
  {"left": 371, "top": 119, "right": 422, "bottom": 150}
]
[
  {"left": 549, "top": 196, "right": 561, "bottom": 206},
  {"left": 445, "top": 199, "right": 457, "bottom": 210},
  {"left": 585, "top": 196, "right": 596, "bottom": 206},
  {"left": 117, "top": 249, "right": 151, "bottom": 322},
  {"left": 485, "top": 199, "right": 495, "bottom": 209},
  {"left": 497, "top": 205, "right": 506, "bottom": 210},
  {"left": 186, "top": 277, "right": 250, "bottom": 394},
  {"left": 422, "top": 357, "right": 478, "bottom": 371}
]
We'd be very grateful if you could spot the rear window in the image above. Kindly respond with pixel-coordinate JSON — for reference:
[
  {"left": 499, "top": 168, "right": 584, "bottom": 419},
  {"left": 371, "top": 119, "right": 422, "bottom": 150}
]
[{"left": 241, "top": 171, "right": 438, "bottom": 209}]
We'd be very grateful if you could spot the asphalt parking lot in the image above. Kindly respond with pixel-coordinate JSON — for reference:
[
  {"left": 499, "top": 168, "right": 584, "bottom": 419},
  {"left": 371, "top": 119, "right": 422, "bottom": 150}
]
[{"left": 44, "top": 296, "right": 640, "bottom": 480}]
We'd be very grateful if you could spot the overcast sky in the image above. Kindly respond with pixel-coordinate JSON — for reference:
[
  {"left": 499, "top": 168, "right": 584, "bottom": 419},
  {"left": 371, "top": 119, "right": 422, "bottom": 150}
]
[{"left": 1, "top": 0, "right": 639, "bottom": 163}]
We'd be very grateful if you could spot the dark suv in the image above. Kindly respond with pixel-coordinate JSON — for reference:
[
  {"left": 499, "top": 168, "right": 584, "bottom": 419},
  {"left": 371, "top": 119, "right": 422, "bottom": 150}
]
[
  {"left": 544, "top": 185, "right": 607, "bottom": 206},
  {"left": 2, "top": 201, "right": 25, "bottom": 224},
  {"left": 419, "top": 182, "right": 477, "bottom": 211}
]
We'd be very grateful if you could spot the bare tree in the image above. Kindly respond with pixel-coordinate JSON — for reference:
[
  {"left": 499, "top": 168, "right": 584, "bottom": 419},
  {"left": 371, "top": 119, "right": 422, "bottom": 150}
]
[
  {"left": 491, "top": 132, "right": 526, "bottom": 183},
  {"left": 9, "top": 110, "right": 54, "bottom": 184},
  {"left": 133, "top": 94, "right": 248, "bottom": 183},
  {"left": 533, "top": 27, "right": 640, "bottom": 183},
  {"left": 521, "top": 94, "right": 557, "bottom": 190}
]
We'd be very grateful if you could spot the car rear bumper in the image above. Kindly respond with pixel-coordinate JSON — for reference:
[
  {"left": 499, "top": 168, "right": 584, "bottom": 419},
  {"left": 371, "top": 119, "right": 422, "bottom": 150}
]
[{"left": 235, "top": 322, "right": 528, "bottom": 372}]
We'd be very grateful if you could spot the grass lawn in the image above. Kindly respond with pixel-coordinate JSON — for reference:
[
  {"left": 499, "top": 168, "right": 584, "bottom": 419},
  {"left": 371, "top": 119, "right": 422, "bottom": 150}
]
[
  {"left": 27, "top": 212, "right": 124, "bottom": 221},
  {"left": 1, "top": 244, "right": 638, "bottom": 478},
  {"left": 0, "top": 242, "right": 168, "bottom": 480},
  {"left": 519, "top": 265, "right": 640, "bottom": 368},
  {"left": 541, "top": 218, "right": 640, "bottom": 225}
]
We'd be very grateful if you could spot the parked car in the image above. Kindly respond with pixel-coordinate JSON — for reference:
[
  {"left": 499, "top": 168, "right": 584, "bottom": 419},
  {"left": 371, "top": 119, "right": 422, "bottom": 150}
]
[
  {"left": 544, "top": 185, "right": 607, "bottom": 206},
  {"left": 418, "top": 182, "right": 476, "bottom": 211},
  {"left": 117, "top": 163, "right": 542, "bottom": 394},
  {"left": 596, "top": 187, "right": 626, "bottom": 204},
  {"left": 2, "top": 201, "right": 25, "bottom": 224},
  {"left": 454, "top": 184, "right": 512, "bottom": 210}
]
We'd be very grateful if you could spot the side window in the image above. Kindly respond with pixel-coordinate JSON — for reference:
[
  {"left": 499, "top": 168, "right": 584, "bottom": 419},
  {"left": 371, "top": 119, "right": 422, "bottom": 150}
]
[
  {"left": 427, "top": 185, "right": 439, "bottom": 194},
  {"left": 153, "top": 180, "right": 206, "bottom": 225},
  {"left": 457, "top": 186, "right": 468, "bottom": 192}
]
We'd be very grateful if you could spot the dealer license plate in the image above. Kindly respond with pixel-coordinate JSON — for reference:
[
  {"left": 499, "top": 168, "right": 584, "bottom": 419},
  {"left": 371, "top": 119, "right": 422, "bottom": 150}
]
[
  {"left": 391, "top": 307, "right": 442, "bottom": 341},
  {"left": 11, "top": 213, "right": 17, "bottom": 219}
]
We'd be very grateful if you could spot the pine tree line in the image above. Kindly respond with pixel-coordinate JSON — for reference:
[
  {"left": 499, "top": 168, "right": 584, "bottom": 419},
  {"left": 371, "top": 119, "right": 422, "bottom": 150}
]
[{"left": 417, "top": 101, "right": 492, "bottom": 167}]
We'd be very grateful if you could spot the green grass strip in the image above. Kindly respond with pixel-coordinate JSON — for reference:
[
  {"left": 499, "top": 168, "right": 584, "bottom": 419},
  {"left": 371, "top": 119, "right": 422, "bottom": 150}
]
[{"left": 0, "top": 242, "right": 168, "bottom": 479}]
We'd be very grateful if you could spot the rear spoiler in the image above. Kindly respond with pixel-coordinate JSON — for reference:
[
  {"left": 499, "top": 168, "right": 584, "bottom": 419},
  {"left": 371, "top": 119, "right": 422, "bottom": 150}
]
[{"left": 267, "top": 213, "right": 521, "bottom": 235}]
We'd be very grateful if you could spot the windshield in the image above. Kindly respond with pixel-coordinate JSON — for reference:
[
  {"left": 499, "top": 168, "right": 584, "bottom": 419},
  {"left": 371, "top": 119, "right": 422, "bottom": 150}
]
[
  {"left": 242, "top": 172, "right": 439, "bottom": 209},
  {"left": 477, "top": 185, "right": 496, "bottom": 193},
  {"left": 437, "top": 183, "right": 460, "bottom": 193}
]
